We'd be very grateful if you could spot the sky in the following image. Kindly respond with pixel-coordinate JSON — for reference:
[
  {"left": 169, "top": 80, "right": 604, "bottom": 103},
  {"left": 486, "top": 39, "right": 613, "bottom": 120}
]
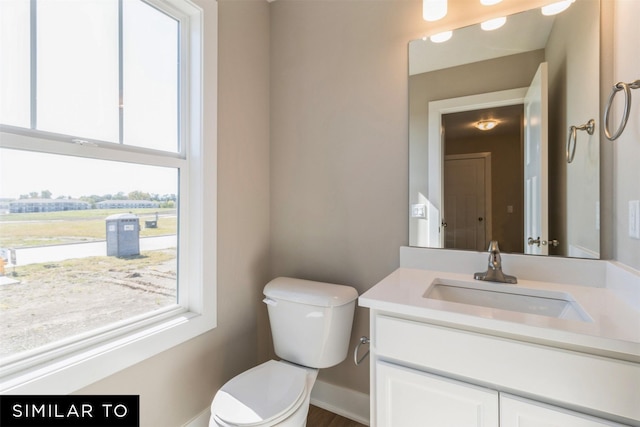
[{"left": 0, "top": 148, "right": 178, "bottom": 200}]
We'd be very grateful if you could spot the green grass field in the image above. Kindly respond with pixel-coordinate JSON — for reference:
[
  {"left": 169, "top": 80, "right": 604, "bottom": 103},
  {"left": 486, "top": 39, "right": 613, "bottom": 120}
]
[{"left": 0, "top": 208, "right": 177, "bottom": 248}]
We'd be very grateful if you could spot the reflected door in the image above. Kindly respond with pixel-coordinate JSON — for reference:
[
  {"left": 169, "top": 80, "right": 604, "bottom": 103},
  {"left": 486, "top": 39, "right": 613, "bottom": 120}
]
[
  {"left": 444, "top": 154, "right": 490, "bottom": 251},
  {"left": 524, "top": 63, "right": 549, "bottom": 255}
]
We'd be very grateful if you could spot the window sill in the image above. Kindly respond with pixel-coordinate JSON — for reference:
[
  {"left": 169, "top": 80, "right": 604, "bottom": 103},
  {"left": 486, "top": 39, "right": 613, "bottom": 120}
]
[{"left": 0, "top": 305, "right": 216, "bottom": 394}]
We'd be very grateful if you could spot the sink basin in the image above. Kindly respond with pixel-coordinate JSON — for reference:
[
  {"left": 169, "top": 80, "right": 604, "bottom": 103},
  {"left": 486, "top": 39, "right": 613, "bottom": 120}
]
[{"left": 424, "top": 279, "right": 592, "bottom": 322}]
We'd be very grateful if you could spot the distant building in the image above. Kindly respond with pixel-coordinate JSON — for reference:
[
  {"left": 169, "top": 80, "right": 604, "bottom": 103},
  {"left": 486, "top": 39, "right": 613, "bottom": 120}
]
[
  {"left": 9, "top": 199, "right": 91, "bottom": 213},
  {"left": 96, "top": 200, "right": 160, "bottom": 209},
  {"left": 0, "top": 198, "right": 12, "bottom": 214}
]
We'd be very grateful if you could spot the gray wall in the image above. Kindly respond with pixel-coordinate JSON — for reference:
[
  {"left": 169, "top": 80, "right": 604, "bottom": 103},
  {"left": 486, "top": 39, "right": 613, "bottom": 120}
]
[
  {"left": 268, "top": 0, "right": 411, "bottom": 394},
  {"left": 611, "top": 0, "right": 640, "bottom": 270},
  {"left": 546, "top": 0, "right": 600, "bottom": 258}
]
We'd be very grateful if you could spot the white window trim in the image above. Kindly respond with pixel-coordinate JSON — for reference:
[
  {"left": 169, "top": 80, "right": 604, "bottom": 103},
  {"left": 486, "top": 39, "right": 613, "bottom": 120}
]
[{"left": 0, "top": 0, "right": 216, "bottom": 394}]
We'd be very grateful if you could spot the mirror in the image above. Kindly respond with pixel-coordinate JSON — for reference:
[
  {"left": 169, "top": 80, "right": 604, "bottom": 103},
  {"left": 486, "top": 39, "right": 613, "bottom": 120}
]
[{"left": 409, "top": 0, "right": 600, "bottom": 258}]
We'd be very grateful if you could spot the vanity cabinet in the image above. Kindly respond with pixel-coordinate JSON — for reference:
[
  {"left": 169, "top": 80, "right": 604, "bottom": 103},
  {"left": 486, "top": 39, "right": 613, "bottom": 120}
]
[
  {"left": 370, "top": 314, "right": 636, "bottom": 427},
  {"left": 376, "top": 362, "right": 625, "bottom": 427}
]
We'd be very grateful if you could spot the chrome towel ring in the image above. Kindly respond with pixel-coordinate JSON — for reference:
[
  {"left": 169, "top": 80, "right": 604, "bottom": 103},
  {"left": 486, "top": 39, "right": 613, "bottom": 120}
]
[
  {"left": 566, "top": 119, "right": 595, "bottom": 163},
  {"left": 603, "top": 79, "right": 640, "bottom": 141}
]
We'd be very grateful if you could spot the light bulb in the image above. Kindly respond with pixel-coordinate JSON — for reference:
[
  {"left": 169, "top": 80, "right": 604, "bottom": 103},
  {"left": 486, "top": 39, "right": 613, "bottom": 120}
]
[
  {"left": 423, "top": 0, "right": 447, "bottom": 22},
  {"left": 430, "top": 31, "right": 453, "bottom": 43},
  {"left": 475, "top": 120, "right": 498, "bottom": 131},
  {"left": 541, "top": 0, "right": 575, "bottom": 16},
  {"left": 481, "top": 16, "right": 507, "bottom": 31}
]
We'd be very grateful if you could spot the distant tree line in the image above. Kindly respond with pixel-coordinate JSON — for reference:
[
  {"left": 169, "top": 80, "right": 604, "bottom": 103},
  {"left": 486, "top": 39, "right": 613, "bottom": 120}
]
[{"left": 18, "top": 190, "right": 177, "bottom": 208}]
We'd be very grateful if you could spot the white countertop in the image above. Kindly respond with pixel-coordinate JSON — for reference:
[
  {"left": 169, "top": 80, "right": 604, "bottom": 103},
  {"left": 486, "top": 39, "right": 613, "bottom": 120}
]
[{"left": 359, "top": 267, "right": 640, "bottom": 363}]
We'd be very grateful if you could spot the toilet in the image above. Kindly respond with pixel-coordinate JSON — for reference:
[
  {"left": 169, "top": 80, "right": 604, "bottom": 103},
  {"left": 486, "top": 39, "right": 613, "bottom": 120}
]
[{"left": 210, "top": 277, "right": 359, "bottom": 427}]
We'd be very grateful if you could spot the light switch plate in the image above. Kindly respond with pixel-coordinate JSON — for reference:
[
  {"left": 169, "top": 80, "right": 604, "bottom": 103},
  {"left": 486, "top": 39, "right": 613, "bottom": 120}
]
[
  {"left": 411, "top": 204, "right": 426, "bottom": 219},
  {"left": 630, "top": 200, "right": 640, "bottom": 239}
]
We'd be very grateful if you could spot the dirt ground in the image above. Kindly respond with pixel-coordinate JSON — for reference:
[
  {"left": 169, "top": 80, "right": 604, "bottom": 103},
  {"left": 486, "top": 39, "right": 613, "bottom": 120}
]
[{"left": 0, "top": 250, "right": 177, "bottom": 357}]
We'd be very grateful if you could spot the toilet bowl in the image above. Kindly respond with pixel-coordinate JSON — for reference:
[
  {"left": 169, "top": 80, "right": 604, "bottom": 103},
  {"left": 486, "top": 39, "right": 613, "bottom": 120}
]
[
  {"left": 209, "top": 277, "right": 358, "bottom": 427},
  {"left": 209, "top": 360, "right": 318, "bottom": 427}
]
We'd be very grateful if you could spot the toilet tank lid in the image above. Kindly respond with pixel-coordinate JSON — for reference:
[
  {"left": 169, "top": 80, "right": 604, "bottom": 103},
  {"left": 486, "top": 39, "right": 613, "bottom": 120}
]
[{"left": 264, "top": 277, "right": 358, "bottom": 307}]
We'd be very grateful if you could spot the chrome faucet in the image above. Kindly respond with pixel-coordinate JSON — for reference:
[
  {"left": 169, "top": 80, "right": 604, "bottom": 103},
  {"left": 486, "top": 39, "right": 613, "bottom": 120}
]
[{"left": 474, "top": 240, "right": 517, "bottom": 284}]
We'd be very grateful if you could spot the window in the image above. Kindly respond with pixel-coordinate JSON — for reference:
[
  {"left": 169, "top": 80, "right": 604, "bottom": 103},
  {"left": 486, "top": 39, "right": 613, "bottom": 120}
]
[{"left": 0, "top": 0, "right": 215, "bottom": 393}]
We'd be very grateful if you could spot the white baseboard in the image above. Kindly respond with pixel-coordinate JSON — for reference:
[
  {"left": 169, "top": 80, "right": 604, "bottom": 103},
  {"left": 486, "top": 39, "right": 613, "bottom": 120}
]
[
  {"left": 185, "top": 379, "right": 370, "bottom": 427},
  {"left": 183, "top": 407, "right": 210, "bottom": 427},
  {"left": 310, "top": 379, "right": 370, "bottom": 426}
]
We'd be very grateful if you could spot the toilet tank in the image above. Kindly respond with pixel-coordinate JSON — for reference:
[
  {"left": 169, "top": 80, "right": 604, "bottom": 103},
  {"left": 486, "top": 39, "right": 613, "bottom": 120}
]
[{"left": 263, "top": 277, "right": 358, "bottom": 369}]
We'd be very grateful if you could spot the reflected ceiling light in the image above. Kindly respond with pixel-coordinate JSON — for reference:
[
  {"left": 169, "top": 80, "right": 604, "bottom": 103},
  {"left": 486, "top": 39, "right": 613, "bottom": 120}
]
[
  {"left": 480, "top": 0, "right": 502, "bottom": 5},
  {"left": 480, "top": 16, "right": 507, "bottom": 31},
  {"left": 475, "top": 120, "right": 498, "bottom": 131},
  {"left": 430, "top": 31, "right": 453, "bottom": 43},
  {"left": 541, "top": 0, "right": 576, "bottom": 16},
  {"left": 423, "top": 0, "right": 447, "bottom": 22}
]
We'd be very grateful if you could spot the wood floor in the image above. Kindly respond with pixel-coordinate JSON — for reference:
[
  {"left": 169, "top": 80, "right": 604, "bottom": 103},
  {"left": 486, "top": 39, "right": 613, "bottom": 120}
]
[{"left": 306, "top": 405, "right": 367, "bottom": 427}]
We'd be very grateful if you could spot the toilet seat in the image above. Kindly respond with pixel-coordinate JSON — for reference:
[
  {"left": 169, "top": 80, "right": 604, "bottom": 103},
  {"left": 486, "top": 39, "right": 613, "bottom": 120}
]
[{"left": 211, "top": 360, "right": 309, "bottom": 426}]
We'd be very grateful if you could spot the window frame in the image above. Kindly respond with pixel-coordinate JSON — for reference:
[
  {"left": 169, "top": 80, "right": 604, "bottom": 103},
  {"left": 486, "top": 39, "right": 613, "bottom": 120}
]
[{"left": 0, "top": 0, "right": 216, "bottom": 394}]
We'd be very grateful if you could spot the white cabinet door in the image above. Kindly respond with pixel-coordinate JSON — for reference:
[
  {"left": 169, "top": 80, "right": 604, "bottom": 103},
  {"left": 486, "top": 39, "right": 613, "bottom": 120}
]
[
  {"left": 376, "top": 361, "right": 499, "bottom": 427},
  {"left": 501, "top": 394, "right": 630, "bottom": 427}
]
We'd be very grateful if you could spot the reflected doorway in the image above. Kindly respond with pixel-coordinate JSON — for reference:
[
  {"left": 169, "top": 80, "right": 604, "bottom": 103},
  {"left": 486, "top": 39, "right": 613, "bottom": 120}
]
[{"left": 442, "top": 104, "right": 524, "bottom": 254}]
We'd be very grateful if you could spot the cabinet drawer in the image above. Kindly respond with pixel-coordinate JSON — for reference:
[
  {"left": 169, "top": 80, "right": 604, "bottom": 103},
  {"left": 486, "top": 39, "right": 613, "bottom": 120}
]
[{"left": 375, "top": 315, "right": 640, "bottom": 422}]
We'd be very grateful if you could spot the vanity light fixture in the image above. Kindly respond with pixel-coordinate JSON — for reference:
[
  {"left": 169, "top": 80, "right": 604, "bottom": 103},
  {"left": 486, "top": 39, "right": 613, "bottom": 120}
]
[
  {"left": 541, "top": 0, "right": 576, "bottom": 16},
  {"left": 475, "top": 120, "right": 498, "bottom": 131},
  {"left": 423, "top": 0, "right": 447, "bottom": 22},
  {"left": 480, "top": 0, "right": 502, "bottom": 5},
  {"left": 430, "top": 31, "right": 453, "bottom": 43},
  {"left": 480, "top": 16, "right": 507, "bottom": 31}
]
